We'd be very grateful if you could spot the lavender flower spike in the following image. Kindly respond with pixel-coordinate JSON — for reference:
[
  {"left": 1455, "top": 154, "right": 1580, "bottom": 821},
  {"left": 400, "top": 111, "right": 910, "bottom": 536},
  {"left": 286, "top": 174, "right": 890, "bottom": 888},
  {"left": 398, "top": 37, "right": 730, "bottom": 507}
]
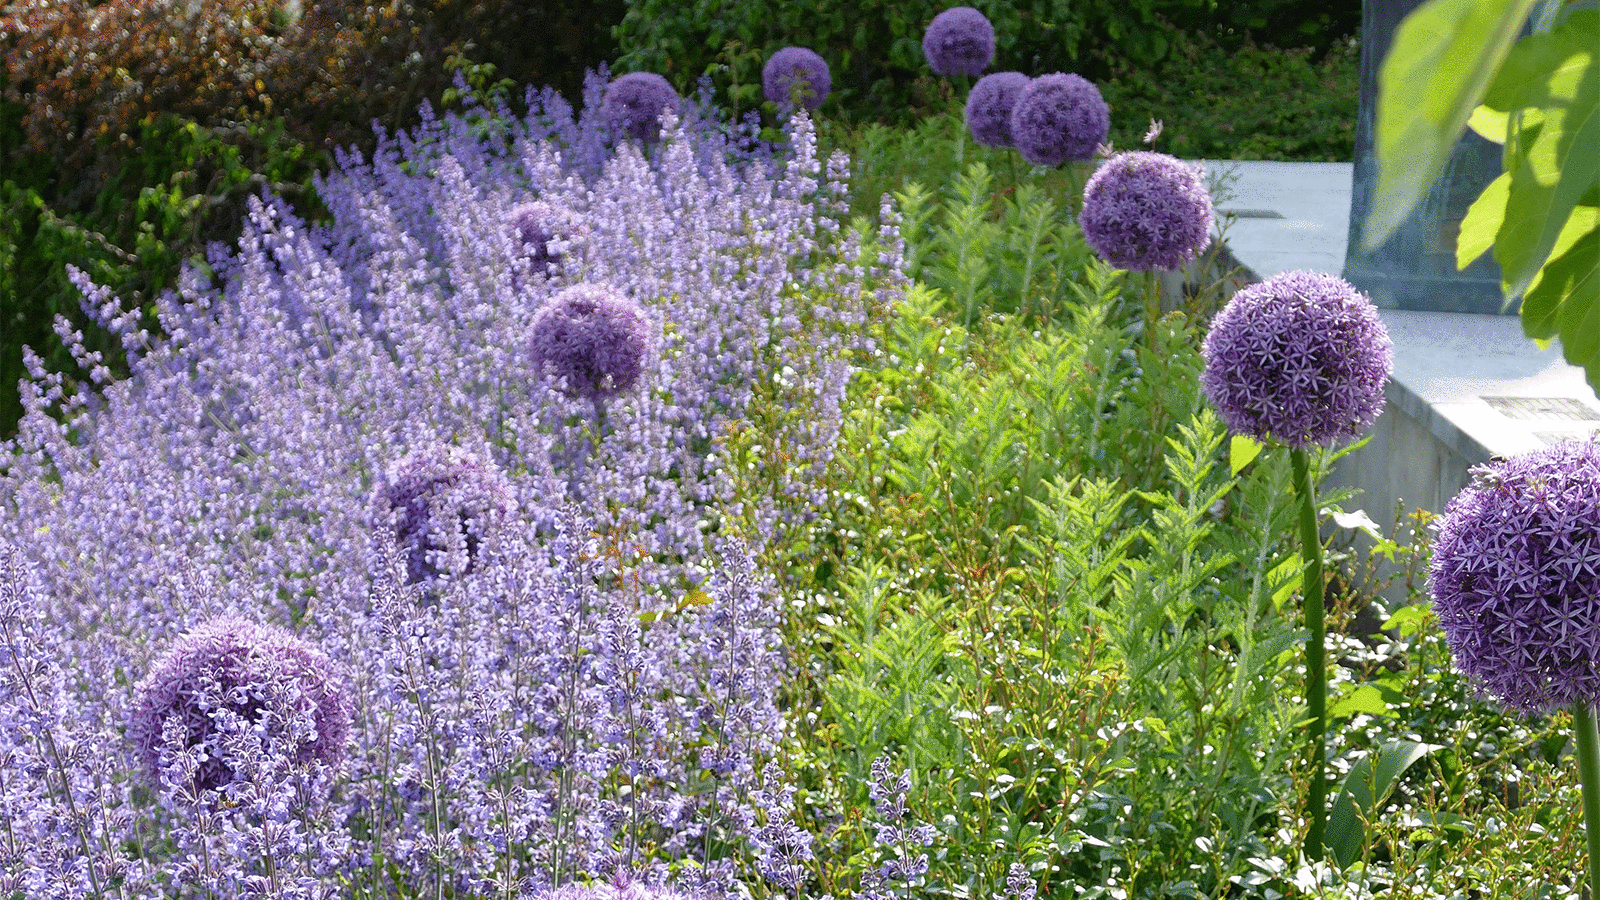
[
  {"left": 507, "top": 199, "right": 585, "bottom": 279},
  {"left": 763, "top": 46, "right": 831, "bottom": 111},
  {"left": 964, "top": 71, "right": 1029, "bottom": 148},
  {"left": 923, "top": 6, "right": 995, "bottom": 78},
  {"left": 1200, "top": 270, "right": 1392, "bottom": 449},
  {"left": 1009, "top": 73, "right": 1109, "bottom": 167},
  {"left": 529, "top": 282, "right": 659, "bottom": 403},
  {"left": 1430, "top": 440, "right": 1600, "bottom": 714},
  {"left": 373, "top": 444, "right": 515, "bottom": 586},
  {"left": 603, "top": 71, "right": 679, "bottom": 143},
  {"left": 1080, "top": 151, "right": 1214, "bottom": 271},
  {"left": 129, "top": 617, "right": 354, "bottom": 794}
]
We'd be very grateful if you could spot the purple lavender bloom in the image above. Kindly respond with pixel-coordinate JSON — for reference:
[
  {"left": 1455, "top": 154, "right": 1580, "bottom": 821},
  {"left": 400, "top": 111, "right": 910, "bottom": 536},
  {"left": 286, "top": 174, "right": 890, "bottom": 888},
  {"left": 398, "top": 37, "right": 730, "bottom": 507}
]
[
  {"left": 603, "top": 71, "right": 679, "bottom": 143},
  {"left": 1009, "top": 73, "right": 1109, "bottom": 167},
  {"left": 922, "top": 6, "right": 995, "bottom": 78},
  {"left": 129, "top": 618, "right": 353, "bottom": 794},
  {"left": 529, "top": 283, "right": 659, "bottom": 403},
  {"left": 1079, "top": 151, "right": 1214, "bottom": 271},
  {"left": 1430, "top": 440, "right": 1600, "bottom": 714},
  {"left": 538, "top": 881, "right": 695, "bottom": 900},
  {"left": 964, "top": 71, "right": 1029, "bottom": 148},
  {"left": 1200, "top": 270, "right": 1393, "bottom": 449},
  {"left": 507, "top": 200, "right": 585, "bottom": 279},
  {"left": 373, "top": 445, "right": 515, "bottom": 585},
  {"left": 763, "top": 46, "right": 831, "bottom": 111}
]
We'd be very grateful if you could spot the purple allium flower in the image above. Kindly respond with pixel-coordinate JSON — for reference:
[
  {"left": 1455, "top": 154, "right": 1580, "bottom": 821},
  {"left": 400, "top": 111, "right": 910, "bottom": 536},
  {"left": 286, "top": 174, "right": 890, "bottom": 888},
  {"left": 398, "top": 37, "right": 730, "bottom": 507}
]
[
  {"left": 507, "top": 200, "right": 585, "bottom": 278},
  {"left": 1200, "top": 270, "right": 1393, "bottom": 449},
  {"left": 763, "top": 46, "right": 831, "bottom": 111},
  {"left": 922, "top": 6, "right": 995, "bottom": 78},
  {"left": 964, "top": 71, "right": 1029, "bottom": 148},
  {"left": 1080, "top": 151, "right": 1214, "bottom": 271},
  {"left": 1429, "top": 440, "right": 1600, "bottom": 714},
  {"left": 529, "top": 283, "right": 659, "bottom": 403},
  {"left": 603, "top": 71, "right": 679, "bottom": 143},
  {"left": 129, "top": 617, "right": 353, "bottom": 794},
  {"left": 373, "top": 445, "right": 515, "bottom": 585},
  {"left": 1009, "top": 73, "right": 1110, "bottom": 167}
]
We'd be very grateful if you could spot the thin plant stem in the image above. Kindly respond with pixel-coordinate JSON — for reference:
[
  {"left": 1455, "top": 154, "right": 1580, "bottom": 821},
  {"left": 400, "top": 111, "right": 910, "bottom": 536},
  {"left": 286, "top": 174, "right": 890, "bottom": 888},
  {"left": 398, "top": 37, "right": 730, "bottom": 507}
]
[
  {"left": 1289, "top": 447, "right": 1327, "bottom": 861},
  {"left": 1575, "top": 702, "right": 1600, "bottom": 897}
]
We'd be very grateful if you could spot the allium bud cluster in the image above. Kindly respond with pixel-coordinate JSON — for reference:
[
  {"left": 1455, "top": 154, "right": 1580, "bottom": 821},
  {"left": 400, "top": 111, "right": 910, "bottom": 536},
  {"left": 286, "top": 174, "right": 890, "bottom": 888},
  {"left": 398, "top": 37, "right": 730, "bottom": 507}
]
[
  {"left": 603, "top": 71, "right": 679, "bottom": 143},
  {"left": 763, "top": 46, "right": 831, "bottom": 111},
  {"left": 1080, "top": 151, "right": 1214, "bottom": 271},
  {"left": 1009, "top": 73, "right": 1109, "bottom": 167},
  {"left": 528, "top": 283, "right": 660, "bottom": 403},
  {"left": 922, "top": 6, "right": 995, "bottom": 78},
  {"left": 1430, "top": 440, "right": 1600, "bottom": 714},
  {"left": 507, "top": 200, "right": 585, "bottom": 279},
  {"left": 964, "top": 71, "right": 1029, "bottom": 148},
  {"left": 129, "top": 618, "right": 353, "bottom": 794},
  {"left": 1200, "top": 270, "right": 1392, "bottom": 449},
  {"left": 373, "top": 445, "right": 515, "bottom": 586}
]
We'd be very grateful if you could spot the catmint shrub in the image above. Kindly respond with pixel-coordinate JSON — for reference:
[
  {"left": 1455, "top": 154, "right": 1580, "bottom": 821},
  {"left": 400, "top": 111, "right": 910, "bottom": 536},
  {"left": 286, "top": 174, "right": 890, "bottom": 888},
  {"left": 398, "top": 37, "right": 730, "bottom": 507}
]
[
  {"left": 922, "top": 6, "right": 995, "bottom": 78},
  {"left": 1009, "top": 73, "right": 1110, "bottom": 167},
  {"left": 763, "top": 46, "right": 831, "bottom": 111},
  {"left": 129, "top": 617, "right": 354, "bottom": 796},
  {"left": 373, "top": 445, "right": 515, "bottom": 586},
  {"left": 1200, "top": 270, "right": 1393, "bottom": 450},
  {"left": 1430, "top": 441, "right": 1600, "bottom": 715},
  {"left": 529, "top": 283, "right": 659, "bottom": 404},
  {"left": 964, "top": 71, "right": 1029, "bottom": 148},
  {"left": 1080, "top": 151, "right": 1214, "bottom": 271},
  {"left": 604, "top": 71, "right": 679, "bottom": 143}
]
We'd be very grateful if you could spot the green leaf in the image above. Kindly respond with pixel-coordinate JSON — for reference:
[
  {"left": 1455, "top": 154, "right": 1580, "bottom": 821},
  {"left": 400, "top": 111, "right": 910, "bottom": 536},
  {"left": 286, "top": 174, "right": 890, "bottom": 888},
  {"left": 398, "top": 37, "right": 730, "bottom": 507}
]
[
  {"left": 1363, "top": 0, "right": 1539, "bottom": 251},
  {"left": 1328, "top": 683, "right": 1404, "bottom": 719},
  {"left": 1458, "top": 170, "right": 1510, "bottom": 269},
  {"left": 1521, "top": 204, "right": 1599, "bottom": 345},
  {"left": 1326, "top": 740, "right": 1444, "bottom": 868},
  {"left": 1488, "top": 11, "right": 1600, "bottom": 300},
  {"left": 1229, "top": 434, "right": 1264, "bottom": 475},
  {"left": 1467, "top": 104, "right": 1511, "bottom": 143}
]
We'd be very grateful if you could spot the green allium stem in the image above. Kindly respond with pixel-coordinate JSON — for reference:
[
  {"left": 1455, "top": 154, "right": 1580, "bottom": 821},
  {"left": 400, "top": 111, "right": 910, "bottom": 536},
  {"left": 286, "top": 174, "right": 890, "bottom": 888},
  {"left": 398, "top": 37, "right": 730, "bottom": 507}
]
[
  {"left": 1576, "top": 702, "right": 1600, "bottom": 896},
  {"left": 1290, "top": 447, "right": 1327, "bottom": 861}
]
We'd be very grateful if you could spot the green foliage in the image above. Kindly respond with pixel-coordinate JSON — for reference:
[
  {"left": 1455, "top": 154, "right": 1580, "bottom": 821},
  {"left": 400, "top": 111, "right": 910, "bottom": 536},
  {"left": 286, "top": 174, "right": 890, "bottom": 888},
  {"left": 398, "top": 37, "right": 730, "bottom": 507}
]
[
  {"left": 1369, "top": 0, "right": 1598, "bottom": 391},
  {"left": 1094, "top": 19, "right": 1361, "bottom": 162}
]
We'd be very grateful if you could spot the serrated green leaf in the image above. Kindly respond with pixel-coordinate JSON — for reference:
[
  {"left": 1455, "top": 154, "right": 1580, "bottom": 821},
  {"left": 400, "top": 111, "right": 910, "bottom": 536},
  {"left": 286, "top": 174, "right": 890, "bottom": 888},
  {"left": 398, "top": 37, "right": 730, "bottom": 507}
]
[
  {"left": 1364, "top": 0, "right": 1540, "bottom": 251},
  {"left": 1229, "top": 434, "right": 1264, "bottom": 475},
  {"left": 1490, "top": 11, "right": 1600, "bottom": 300},
  {"left": 1459, "top": 171, "right": 1511, "bottom": 269}
]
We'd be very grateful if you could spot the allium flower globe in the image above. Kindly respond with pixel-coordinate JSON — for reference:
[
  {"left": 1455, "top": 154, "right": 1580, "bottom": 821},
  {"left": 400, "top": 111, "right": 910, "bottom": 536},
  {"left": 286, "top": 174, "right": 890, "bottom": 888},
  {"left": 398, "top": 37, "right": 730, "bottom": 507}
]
[
  {"left": 129, "top": 618, "right": 353, "bottom": 794},
  {"left": 603, "top": 71, "right": 679, "bottom": 143},
  {"left": 1200, "top": 270, "right": 1392, "bottom": 449},
  {"left": 922, "top": 6, "right": 995, "bottom": 78},
  {"left": 1009, "top": 73, "right": 1110, "bottom": 167},
  {"left": 529, "top": 282, "right": 659, "bottom": 402},
  {"left": 1430, "top": 441, "right": 1600, "bottom": 714},
  {"left": 507, "top": 200, "right": 584, "bottom": 278},
  {"left": 373, "top": 445, "right": 515, "bottom": 585},
  {"left": 1080, "top": 151, "right": 1214, "bottom": 270},
  {"left": 964, "top": 71, "right": 1029, "bottom": 148},
  {"left": 763, "top": 46, "right": 831, "bottom": 111}
]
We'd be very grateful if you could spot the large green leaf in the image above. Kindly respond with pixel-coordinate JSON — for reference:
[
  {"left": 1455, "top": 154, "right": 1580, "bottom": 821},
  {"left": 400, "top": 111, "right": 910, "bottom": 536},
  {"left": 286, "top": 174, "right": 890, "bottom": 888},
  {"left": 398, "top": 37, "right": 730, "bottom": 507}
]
[
  {"left": 1457, "top": 171, "right": 1510, "bottom": 269},
  {"left": 1486, "top": 10, "right": 1600, "bottom": 300},
  {"left": 1326, "top": 740, "right": 1443, "bottom": 868},
  {"left": 1520, "top": 204, "right": 1600, "bottom": 344},
  {"left": 1363, "top": 0, "right": 1539, "bottom": 251}
]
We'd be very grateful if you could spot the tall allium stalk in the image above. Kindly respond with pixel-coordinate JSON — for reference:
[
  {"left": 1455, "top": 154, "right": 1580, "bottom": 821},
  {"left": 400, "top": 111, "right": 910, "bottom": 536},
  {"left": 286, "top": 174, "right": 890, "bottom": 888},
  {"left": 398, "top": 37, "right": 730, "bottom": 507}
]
[
  {"left": 0, "top": 70, "right": 892, "bottom": 896},
  {"left": 1429, "top": 441, "right": 1600, "bottom": 895},
  {"left": 1200, "top": 271, "right": 1393, "bottom": 861}
]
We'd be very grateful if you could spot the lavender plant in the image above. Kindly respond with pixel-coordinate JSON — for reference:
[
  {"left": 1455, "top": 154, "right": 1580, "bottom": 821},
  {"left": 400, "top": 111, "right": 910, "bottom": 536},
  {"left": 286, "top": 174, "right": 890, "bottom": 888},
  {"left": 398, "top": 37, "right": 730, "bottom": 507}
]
[
  {"left": 0, "top": 70, "right": 893, "bottom": 897},
  {"left": 508, "top": 200, "right": 588, "bottom": 281},
  {"left": 1200, "top": 270, "right": 1393, "bottom": 862},
  {"left": 1429, "top": 440, "right": 1600, "bottom": 894}
]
